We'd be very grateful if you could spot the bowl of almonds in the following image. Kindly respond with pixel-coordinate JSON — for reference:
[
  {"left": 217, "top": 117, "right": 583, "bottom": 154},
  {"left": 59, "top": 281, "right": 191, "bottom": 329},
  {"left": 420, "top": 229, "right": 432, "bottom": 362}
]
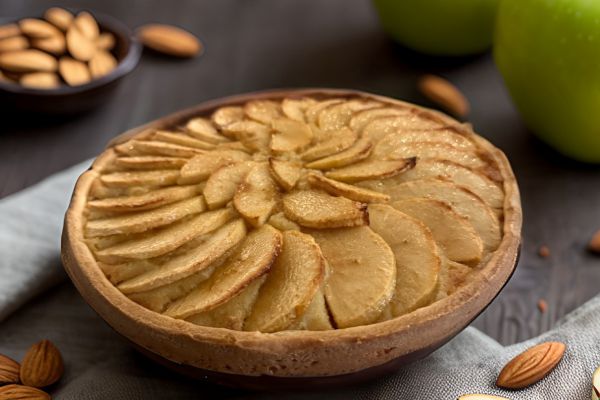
[{"left": 0, "top": 7, "right": 142, "bottom": 114}]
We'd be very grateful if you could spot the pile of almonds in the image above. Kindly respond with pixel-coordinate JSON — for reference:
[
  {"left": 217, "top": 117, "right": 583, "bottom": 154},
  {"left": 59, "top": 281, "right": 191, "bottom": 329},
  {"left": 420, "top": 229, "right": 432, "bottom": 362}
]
[
  {"left": 0, "top": 339, "right": 63, "bottom": 399},
  {"left": 0, "top": 7, "right": 117, "bottom": 89}
]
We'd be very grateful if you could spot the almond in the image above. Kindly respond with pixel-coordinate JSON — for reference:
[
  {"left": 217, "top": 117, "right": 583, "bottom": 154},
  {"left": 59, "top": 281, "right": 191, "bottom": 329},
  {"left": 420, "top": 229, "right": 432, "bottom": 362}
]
[
  {"left": 89, "top": 50, "right": 117, "bottom": 78},
  {"left": 20, "top": 72, "right": 60, "bottom": 89},
  {"left": 96, "top": 32, "right": 115, "bottom": 51},
  {"left": 44, "top": 7, "right": 74, "bottom": 31},
  {"left": 20, "top": 339, "right": 64, "bottom": 388},
  {"left": 18, "top": 18, "right": 60, "bottom": 39},
  {"left": 0, "top": 384, "right": 50, "bottom": 400},
  {"left": 0, "top": 50, "right": 57, "bottom": 72},
  {"left": 588, "top": 230, "right": 600, "bottom": 254},
  {"left": 496, "top": 341, "right": 565, "bottom": 389},
  {"left": 137, "top": 24, "right": 201, "bottom": 58},
  {"left": 74, "top": 12, "right": 99, "bottom": 40},
  {"left": 593, "top": 366, "right": 600, "bottom": 400},
  {"left": 31, "top": 34, "right": 66, "bottom": 55},
  {"left": 0, "top": 36, "right": 28, "bottom": 52},
  {"left": 418, "top": 74, "right": 470, "bottom": 118},
  {"left": 0, "top": 354, "right": 20, "bottom": 384},
  {"left": 66, "top": 25, "right": 96, "bottom": 61},
  {"left": 538, "top": 245, "right": 550, "bottom": 258},
  {"left": 458, "top": 395, "right": 509, "bottom": 400},
  {"left": 537, "top": 299, "right": 548, "bottom": 313},
  {"left": 59, "top": 56, "right": 91, "bottom": 86},
  {"left": 0, "top": 24, "right": 20, "bottom": 40}
]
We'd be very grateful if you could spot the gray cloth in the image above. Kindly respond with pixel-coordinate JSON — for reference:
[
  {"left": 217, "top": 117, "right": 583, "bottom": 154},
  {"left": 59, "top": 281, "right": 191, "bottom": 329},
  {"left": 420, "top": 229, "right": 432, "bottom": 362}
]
[{"left": 0, "top": 163, "right": 598, "bottom": 400}]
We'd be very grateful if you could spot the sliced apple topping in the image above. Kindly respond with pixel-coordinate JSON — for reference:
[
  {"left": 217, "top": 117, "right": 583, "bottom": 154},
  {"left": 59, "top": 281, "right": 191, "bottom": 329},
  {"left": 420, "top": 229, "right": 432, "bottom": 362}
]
[
  {"left": 179, "top": 150, "right": 251, "bottom": 184},
  {"left": 312, "top": 226, "right": 396, "bottom": 328},
  {"left": 223, "top": 120, "right": 271, "bottom": 152},
  {"left": 325, "top": 158, "right": 416, "bottom": 183},
  {"left": 269, "top": 158, "right": 302, "bottom": 191},
  {"left": 348, "top": 106, "right": 411, "bottom": 132},
  {"left": 114, "top": 156, "right": 188, "bottom": 170},
  {"left": 362, "top": 115, "right": 444, "bottom": 142},
  {"left": 283, "top": 190, "right": 368, "bottom": 229},
  {"left": 270, "top": 118, "right": 313, "bottom": 153},
  {"left": 306, "top": 137, "right": 373, "bottom": 170},
  {"left": 300, "top": 128, "right": 357, "bottom": 161},
  {"left": 185, "top": 117, "right": 229, "bottom": 143},
  {"left": 437, "top": 259, "right": 473, "bottom": 299},
  {"left": 307, "top": 173, "right": 390, "bottom": 203},
  {"left": 305, "top": 99, "right": 345, "bottom": 124},
  {"left": 267, "top": 212, "right": 300, "bottom": 231},
  {"left": 153, "top": 130, "right": 217, "bottom": 150},
  {"left": 100, "top": 170, "right": 180, "bottom": 188},
  {"left": 375, "top": 141, "right": 486, "bottom": 170},
  {"left": 374, "top": 129, "right": 475, "bottom": 155},
  {"left": 86, "top": 196, "right": 206, "bottom": 238},
  {"left": 88, "top": 185, "right": 199, "bottom": 212},
  {"left": 287, "top": 288, "right": 333, "bottom": 330},
  {"left": 165, "top": 225, "right": 282, "bottom": 319},
  {"left": 245, "top": 231, "right": 325, "bottom": 332},
  {"left": 114, "top": 139, "right": 203, "bottom": 158},
  {"left": 244, "top": 100, "right": 282, "bottom": 124},
  {"left": 203, "top": 161, "right": 253, "bottom": 210},
  {"left": 369, "top": 204, "right": 441, "bottom": 316},
  {"left": 392, "top": 198, "right": 483, "bottom": 265},
  {"left": 118, "top": 219, "right": 247, "bottom": 294},
  {"left": 211, "top": 106, "right": 245, "bottom": 130},
  {"left": 233, "top": 163, "right": 279, "bottom": 227},
  {"left": 281, "top": 97, "right": 317, "bottom": 122},
  {"left": 317, "top": 99, "right": 381, "bottom": 131}
]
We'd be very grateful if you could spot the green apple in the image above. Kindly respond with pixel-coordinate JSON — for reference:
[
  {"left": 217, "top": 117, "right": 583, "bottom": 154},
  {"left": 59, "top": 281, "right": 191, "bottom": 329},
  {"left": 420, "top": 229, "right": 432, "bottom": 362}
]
[
  {"left": 495, "top": 0, "right": 600, "bottom": 162},
  {"left": 372, "top": 0, "right": 499, "bottom": 56}
]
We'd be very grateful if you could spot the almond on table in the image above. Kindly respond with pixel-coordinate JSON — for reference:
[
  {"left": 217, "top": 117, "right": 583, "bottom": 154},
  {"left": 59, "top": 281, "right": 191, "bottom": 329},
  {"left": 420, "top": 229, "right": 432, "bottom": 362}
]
[
  {"left": 137, "top": 23, "right": 202, "bottom": 58},
  {"left": 419, "top": 74, "right": 470, "bottom": 117}
]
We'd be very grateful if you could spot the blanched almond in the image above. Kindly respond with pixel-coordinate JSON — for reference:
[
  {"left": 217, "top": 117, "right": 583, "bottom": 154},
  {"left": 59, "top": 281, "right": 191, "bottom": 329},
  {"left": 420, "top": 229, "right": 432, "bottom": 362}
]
[
  {"left": 138, "top": 24, "right": 201, "bottom": 58},
  {"left": 20, "top": 72, "right": 59, "bottom": 89},
  {"left": 419, "top": 74, "right": 470, "bottom": 117},
  {"left": 59, "top": 56, "right": 91, "bottom": 86},
  {"left": 31, "top": 34, "right": 66, "bottom": 55},
  {"left": 0, "top": 49, "right": 57, "bottom": 72},
  {"left": 0, "top": 36, "right": 28, "bottom": 52},
  {"left": 0, "top": 24, "right": 20, "bottom": 40},
  {"left": 74, "top": 12, "right": 99, "bottom": 39},
  {"left": 66, "top": 24, "right": 95, "bottom": 61},
  {"left": 19, "top": 18, "right": 60, "bottom": 38},
  {"left": 96, "top": 32, "right": 115, "bottom": 50},
  {"left": 44, "top": 7, "right": 74, "bottom": 31},
  {"left": 89, "top": 50, "right": 117, "bottom": 78}
]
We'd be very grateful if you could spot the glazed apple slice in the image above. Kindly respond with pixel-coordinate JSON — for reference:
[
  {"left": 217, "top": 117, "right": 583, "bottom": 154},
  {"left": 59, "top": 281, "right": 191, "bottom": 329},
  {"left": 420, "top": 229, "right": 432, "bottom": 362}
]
[
  {"left": 305, "top": 99, "right": 345, "bottom": 124},
  {"left": 165, "top": 225, "right": 282, "bottom": 319},
  {"left": 245, "top": 231, "right": 325, "bottom": 332},
  {"left": 267, "top": 212, "right": 300, "bottom": 231},
  {"left": 300, "top": 128, "right": 357, "bottom": 161},
  {"left": 287, "top": 288, "right": 333, "bottom": 330},
  {"left": 179, "top": 150, "right": 251, "bottom": 184},
  {"left": 244, "top": 100, "right": 282, "bottom": 124},
  {"left": 270, "top": 118, "right": 313, "bottom": 153},
  {"left": 211, "top": 106, "right": 245, "bottom": 130},
  {"left": 233, "top": 163, "right": 279, "bottom": 227},
  {"left": 203, "top": 161, "right": 253, "bottom": 209},
  {"left": 88, "top": 185, "right": 199, "bottom": 212},
  {"left": 223, "top": 120, "right": 271, "bottom": 152},
  {"left": 185, "top": 117, "right": 229, "bottom": 144},
  {"left": 269, "top": 158, "right": 302, "bottom": 191},
  {"left": 324, "top": 158, "right": 416, "bottom": 183},
  {"left": 374, "top": 141, "right": 486, "bottom": 170},
  {"left": 369, "top": 204, "right": 441, "bottom": 316},
  {"left": 305, "top": 137, "right": 373, "bottom": 170},
  {"left": 118, "top": 219, "right": 247, "bottom": 294},
  {"left": 392, "top": 198, "right": 483, "bottom": 265},
  {"left": 115, "top": 140, "right": 203, "bottom": 158},
  {"left": 437, "top": 258, "right": 473, "bottom": 299},
  {"left": 99, "top": 259, "right": 158, "bottom": 285},
  {"left": 362, "top": 115, "right": 444, "bottom": 142},
  {"left": 100, "top": 170, "right": 180, "bottom": 188},
  {"left": 114, "top": 156, "right": 188, "bottom": 170},
  {"left": 307, "top": 173, "right": 390, "bottom": 203},
  {"left": 317, "top": 99, "right": 381, "bottom": 131},
  {"left": 281, "top": 97, "right": 317, "bottom": 122},
  {"left": 373, "top": 128, "right": 476, "bottom": 153},
  {"left": 311, "top": 226, "right": 396, "bottom": 328},
  {"left": 283, "top": 190, "right": 368, "bottom": 229},
  {"left": 86, "top": 196, "right": 206, "bottom": 237},
  {"left": 348, "top": 106, "right": 411, "bottom": 132},
  {"left": 153, "top": 130, "right": 217, "bottom": 150}
]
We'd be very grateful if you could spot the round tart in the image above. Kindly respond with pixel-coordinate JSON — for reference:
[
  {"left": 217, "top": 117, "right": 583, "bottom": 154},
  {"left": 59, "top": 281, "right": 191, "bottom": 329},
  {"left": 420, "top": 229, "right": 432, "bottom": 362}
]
[{"left": 62, "top": 89, "right": 521, "bottom": 387}]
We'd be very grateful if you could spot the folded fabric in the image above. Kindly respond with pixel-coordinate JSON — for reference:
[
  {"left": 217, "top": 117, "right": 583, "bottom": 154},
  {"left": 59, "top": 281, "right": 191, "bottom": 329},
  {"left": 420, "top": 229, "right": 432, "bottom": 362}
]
[{"left": 0, "top": 162, "right": 598, "bottom": 399}]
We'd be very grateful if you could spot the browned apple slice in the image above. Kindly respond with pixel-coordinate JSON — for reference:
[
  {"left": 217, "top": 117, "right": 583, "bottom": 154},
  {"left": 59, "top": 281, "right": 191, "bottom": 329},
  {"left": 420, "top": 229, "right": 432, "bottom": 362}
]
[
  {"left": 287, "top": 288, "right": 333, "bottom": 330},
  {"left": 244, "top": 100, "right": 282, "bottom": 124},
  {"left": 436, "top": 258, "right": 473, "bottom": 299},
  {"left": 269, "top": 158, "right": 302, "bottom": 191},
  {"left": 270, "top": 118, "right": 313, "bottom": 153},
  {"left": 100, "top": 170, "right": 180, "bottom": 188},
  {"left": 114, "top": 156, "right": 188, "bottom": 170},
  {"left": 96, "top": 208, "right": 237, "bottom": 262},
  {"left": 267, "top": 212, "right": 300, "bottom": 231},
  {"left": 185, "top": 117, "right": 229, "bottom": 143},
  {"left": 373, "top": 128, "right": 476, "bottom": 154},
  {"left": 233, "top": 163, "right": 279, "bottom": 227},
  {"left": 324, "top": 158, "right": 416, "bottom": 183},
  {"left": 245, "top": 231, "right": 325, "bottom": 332},
  {"left": 300, "top": 128, "right": 357, "bottom": 161},
  {"left": 305, "top": 99, "right": 344, "bottom": 124},
  {"left": 203, "top": 161, "right": 253, "bottom": 209},
  {"left": 281, "top": 97, "right": 317, "bottom": 122},
  {"left": 374, "top": 141, "right": 486, "bottom": 170},
  {"left": 88, "top": 185, "right": 199, "bottom": 212},
  {"left": 392, "top": 198, "right": 483, "bottom": 264},
  {"left": 211, "top": 106, "right": 245, "bottom": 130},
  {"left": 118, "top": 219, "right": 247, "bottom": 294},
  {"left": 217, "top": 140, "right": 251, "bottom": 153},
  {"left": 317, "top": 99, "right": 381, "bottom": 131},
  {"left": 311, "top": 226, "right": 396, "bottom": 328},
  {"left": 307, "top": 173, "right": 390, "bottom": 203},
  {"left": 186, "top": 276, "right": 267, "bottom": 329},
  {"left": 369, "top": 204, "right": 441, "bottom": 316},
  {"left": 305, "top": 137, "right": 373, "bottom": 170},
  {"left": 86, "top": 196, "right": 206, "bottom": 238},
  {"left": 362, "top": 115, "right": 444, "bottom": 142},
  {"left": 348, "top": 106, "right": 411, "bottom": 132},
  {"left": 153, "top": 130, "right": 216, "bottom": 150},
  {"left": 99, "top": 259, "right": 158, "bottom": 285},
  {"left": 222, "top": 120, "right": 271, "bottom": 152},
  {"left": 114, "top": 140, "right": 203, "bottom": 158},
  {"left": 165, "top": 225, "right": 282, "bottom": 319},
  {"left": 283, "top": 190, "right": 368, "bottom": 229},
  {"left": 179, "top": 150, "right": 251, "bottom": 184}
]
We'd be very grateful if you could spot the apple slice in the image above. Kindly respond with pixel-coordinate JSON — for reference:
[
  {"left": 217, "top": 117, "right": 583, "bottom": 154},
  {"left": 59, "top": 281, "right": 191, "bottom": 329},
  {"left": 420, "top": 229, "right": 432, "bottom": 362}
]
[
  {"left": 244, "top": 100, "right": 282, "bottom": 124},
  {"left": 269, "top": 158, "right": 302, "bottom": 191},
  {"left": 88, "top": 185, "right": 199, "bottom": 212},
  {"left": 311, "top": 226, "right": 396, "bottom": 328},
  {"left": 96, "top": 208, "right": 237, "bottom": 262},
  {"left": 384, "top": 179, "right": 501, "bottom": 252},
  {"left": 593, "top": 366, "right": 600, "bottom": 400},
  {"left": 324, "top": 158, "right": 416, "bottom": 183},
  {"left": 307, "top": 173, "right": 390, "bottom": 203},
  {"left": 211, "top": 106, "right": 245, "bottom": 130},
  {"left": 245, "top": 231, "right": 325, "bottom": 332},
  {"left": 115, "top": 140, "right": 203, "bottom": 158},
  {"left": 392, "top": 198, "right": 483, "bottom": 265},
  {"left": 362, "top": 115, "right": 444, "bottom": 142},
  {"left": 185, "top": 117, "right": 229, "bottom": 143},
  {"left": 369, "top": 204, "right": 441, "bottom": 316},
  {"left": 374, "top": 141, "right": 486, "bottom": 170},
  {"left": 223, "top": 120, "right": 271, "bottom": 152},
  {"left": 179, "top": 150, "right": 251, "bottom": 184},
  {"left": 203, "top": 161, "right": 253, "bottom": 209},
  {"left": 86, "top": 196, "right": 206, "bottom": 237},
  {"left": 305, "top": 137, "right": 373, "bottom": 170},
  {"left": 300, "top": 128, "right": 355, "bottom": 162},
  {"left": 287, "top": 288, "right": 333, "bottom": 330},
  {"left": 100, "top": 170, "right": 180, "bottom": 188},
  {"left": 283, "top": 190, "right": 368, "bottom": 229},
  {"left": 187, "top": 276, "right": 266, "bottom": 330},
  {"left": 217, "top": 140, "right": 251, "bottom": 153},
  {"left": 348, "top": 106, "right": 411, "bottom": 132},
  {"left": 153, "top": 130, "right": 217, "bottom": 150},
  {"left": 233, "top": 163, "right": 279, "bottom": 227},
  {"left": 165, "top": 225, "right": 282, "bottom": 319},
  {"left": 270, "top": 118, "right": 313, "bottom": 153},
  {"left": 437, "top": 258, "right": 473, "bottom": 299},
  {"left": 114, "top": 156, "right": 188, "bottom": 170},
  {"left": 118, "top": 219, "right": 247, "bottom": 294},
  {"left": 281, "top": 97, "right": 317, "bottom": 122},
  {"left": 373, "top": 128, "right": 476, "bottom": 154},
  {"left": 267, "top": 212, "right": 300, "bottom": 231},
  {"left": 305, "top": 99, "right": 345, "bottom": 124},
  {"left": 317, "top": 99, "right": 381, "bottom": 131}
]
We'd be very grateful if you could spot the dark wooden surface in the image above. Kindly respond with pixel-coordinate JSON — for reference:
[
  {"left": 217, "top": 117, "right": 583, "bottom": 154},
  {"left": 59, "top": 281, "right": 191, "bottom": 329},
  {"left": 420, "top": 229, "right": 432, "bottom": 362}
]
[{"left": 2, "top": 0, "right": 600, "bottom": 346}]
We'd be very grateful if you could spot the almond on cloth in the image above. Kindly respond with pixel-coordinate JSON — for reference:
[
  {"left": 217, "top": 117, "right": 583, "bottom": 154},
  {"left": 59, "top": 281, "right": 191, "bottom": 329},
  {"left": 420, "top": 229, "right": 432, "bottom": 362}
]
[
  {"left": 0, "top": 384, "right": 50, "bottom": 400},
  {"left": 418, "top": 74, "right": 470, "bottom": 118},
  {"left": 496, "top": 341, "right": 565, "bottom": 389},
  {"left": 19, "top": 339, "right": 64, "bottom": 388},
  {"left": 0, "top": 354, "right": 20, "bottom": 385}
]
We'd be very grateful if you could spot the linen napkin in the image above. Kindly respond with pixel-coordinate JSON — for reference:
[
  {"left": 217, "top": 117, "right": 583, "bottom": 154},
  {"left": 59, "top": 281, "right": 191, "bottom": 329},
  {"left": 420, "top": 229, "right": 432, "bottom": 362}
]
[{"left": 0, "top": 162, "right": 598, "bottom": 400}]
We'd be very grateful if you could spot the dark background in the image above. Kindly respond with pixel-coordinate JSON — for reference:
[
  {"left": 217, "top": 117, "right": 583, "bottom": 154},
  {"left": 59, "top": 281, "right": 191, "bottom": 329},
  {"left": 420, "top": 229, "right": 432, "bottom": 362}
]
[{"left": 2, "top": 0, "right": 600, "bottom": 346}]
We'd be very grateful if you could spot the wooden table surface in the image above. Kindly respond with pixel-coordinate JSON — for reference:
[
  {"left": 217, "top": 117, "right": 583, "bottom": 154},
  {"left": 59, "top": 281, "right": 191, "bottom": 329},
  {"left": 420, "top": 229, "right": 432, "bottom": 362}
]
[{"left": 2, "top": 0, "right": 600, "bottom": 346}]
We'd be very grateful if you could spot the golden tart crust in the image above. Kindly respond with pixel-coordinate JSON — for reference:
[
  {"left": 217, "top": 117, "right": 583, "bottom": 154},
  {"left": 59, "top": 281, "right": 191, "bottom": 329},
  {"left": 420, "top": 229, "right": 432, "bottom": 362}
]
[{"left": 62, "top": 89, "right": 521, "bottom": 378}]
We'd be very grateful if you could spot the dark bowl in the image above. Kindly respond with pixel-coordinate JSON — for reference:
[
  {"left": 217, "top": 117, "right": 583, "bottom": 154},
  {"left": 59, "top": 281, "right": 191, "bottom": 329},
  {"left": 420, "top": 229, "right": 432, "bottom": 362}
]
[{"left": 0, "top": 11, "right": 142, "bottom": 114}]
